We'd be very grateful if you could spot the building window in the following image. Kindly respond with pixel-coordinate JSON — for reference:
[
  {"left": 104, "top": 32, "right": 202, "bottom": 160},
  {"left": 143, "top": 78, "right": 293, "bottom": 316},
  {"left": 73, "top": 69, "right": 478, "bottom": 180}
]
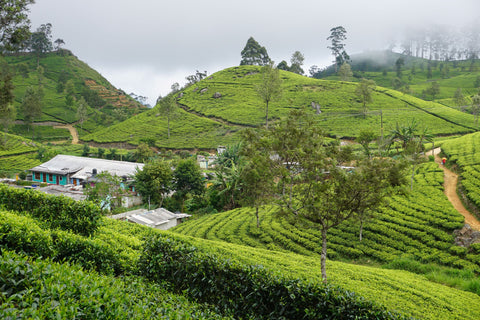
[{"left": 34, "top": 172, "right": 40, "bottom": 180}]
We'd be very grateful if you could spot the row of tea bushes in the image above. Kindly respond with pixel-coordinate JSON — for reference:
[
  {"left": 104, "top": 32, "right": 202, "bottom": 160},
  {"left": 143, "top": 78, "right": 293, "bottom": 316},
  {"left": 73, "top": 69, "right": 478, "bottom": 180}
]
[
  {"left": 0, "top": 210, "right": 131, "bottom": 275},
  {"left": 0, "top": 184, "right": 101, "bottom": 236},
  {"left": 0, "top": 250, "right": 231, "bottom": 319},
  {"left": 138, "top": 233, "right": 408, "bottom": 320}
]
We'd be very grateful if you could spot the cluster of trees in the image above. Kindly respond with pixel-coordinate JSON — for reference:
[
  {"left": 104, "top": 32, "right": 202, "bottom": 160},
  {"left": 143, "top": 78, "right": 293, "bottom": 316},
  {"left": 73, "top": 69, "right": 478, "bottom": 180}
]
[
  {"left": 0, "top": 0, "right": 34, "bottom": 144},
  {"left": 134, "top": 158, "right": 204, "bottom": 213},
  {"left": 241, "top": 26, "right": 350, "bottom": 79},
  {"left": 395, "top": 24, "right": 480, "bottom": 61}
]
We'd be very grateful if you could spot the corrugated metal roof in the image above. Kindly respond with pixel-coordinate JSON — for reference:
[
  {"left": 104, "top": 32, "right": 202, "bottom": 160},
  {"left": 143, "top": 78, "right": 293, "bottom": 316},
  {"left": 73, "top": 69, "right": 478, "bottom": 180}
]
[
  {"left": 125, "top": 207, "right": 191, "bottom": 228},
  {"left": 30, "top": 155, "right": 144, "bottom": 178}
]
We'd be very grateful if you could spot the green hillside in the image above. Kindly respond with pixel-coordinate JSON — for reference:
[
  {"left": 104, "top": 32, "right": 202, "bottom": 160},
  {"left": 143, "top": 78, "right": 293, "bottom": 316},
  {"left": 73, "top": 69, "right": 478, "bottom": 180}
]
[
  {"left": 1, "top": 200, "right": 479, "bottom": 319},
  {"left": 172, "top": 162, "right": 480, "bottom": 294},
  {"left": 83, "top": 65, "right": 477, "bottom": 149},
  {"left": 2, "top": 51, "right": 147, "bottom": 141},
  {"left": 318, "top": 51, "right": 480, "bottom": 108},
  {"left": 0, "top": 132, "right": 42, "bottom": 176},
  {"left": 442, "top": 132, "right": 480, "bottom": 211}
]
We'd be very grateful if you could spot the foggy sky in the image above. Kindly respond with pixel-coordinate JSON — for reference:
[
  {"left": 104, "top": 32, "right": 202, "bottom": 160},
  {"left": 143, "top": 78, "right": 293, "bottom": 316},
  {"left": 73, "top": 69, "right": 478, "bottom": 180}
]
[{"left": 28, "top": 0, "right": 479, "bottom": 105}]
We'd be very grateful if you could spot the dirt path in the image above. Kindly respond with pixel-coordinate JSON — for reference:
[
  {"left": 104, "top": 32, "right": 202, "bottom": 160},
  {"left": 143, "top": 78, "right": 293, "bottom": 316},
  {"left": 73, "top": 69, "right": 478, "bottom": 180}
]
[
  {"left": 428, "top": 148, "right": 480, "bottom": 231},
  {"left": 53, "top": 124, "right": 79, "bottom": 144}
]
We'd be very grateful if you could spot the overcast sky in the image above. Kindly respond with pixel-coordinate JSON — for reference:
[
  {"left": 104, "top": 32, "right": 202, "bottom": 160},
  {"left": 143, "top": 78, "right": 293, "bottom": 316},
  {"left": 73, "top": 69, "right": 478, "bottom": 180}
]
[{"left": 28, "top": 0, "right": 479, "bottom": 105}]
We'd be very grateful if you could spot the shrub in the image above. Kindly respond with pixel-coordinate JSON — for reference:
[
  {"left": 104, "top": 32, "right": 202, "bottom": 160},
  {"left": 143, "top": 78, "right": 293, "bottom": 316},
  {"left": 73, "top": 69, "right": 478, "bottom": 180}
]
[
  {"left": 0, "top": 184, "right": 101, "bottom": 236},
  {"left": 138, "top": 234, "right": 406, "bottom": 320}
]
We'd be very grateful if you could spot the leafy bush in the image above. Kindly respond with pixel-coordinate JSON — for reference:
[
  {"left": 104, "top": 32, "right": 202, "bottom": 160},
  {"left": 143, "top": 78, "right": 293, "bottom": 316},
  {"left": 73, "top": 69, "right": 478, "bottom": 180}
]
[
  {"left": 0, "top": 184, "right": 101, "bottom": 236},
  {"left": 0, "top": 210, "right": 131, "bottom": 275},
  {"left": 138, "top": 234, "right": 407, "bottom": 320},
  {"left": 0, "top": 250, "right": 230, "bottom": 319}
]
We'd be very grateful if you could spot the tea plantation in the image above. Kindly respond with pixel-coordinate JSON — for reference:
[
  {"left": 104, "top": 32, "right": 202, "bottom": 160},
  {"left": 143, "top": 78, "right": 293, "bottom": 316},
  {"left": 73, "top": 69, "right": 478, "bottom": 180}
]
[
  {"left": 0, "top": 197, "right": 479, "bottom": 319},
  {"left": 83, "top": 65, "right": 477, "bottom": 149}
]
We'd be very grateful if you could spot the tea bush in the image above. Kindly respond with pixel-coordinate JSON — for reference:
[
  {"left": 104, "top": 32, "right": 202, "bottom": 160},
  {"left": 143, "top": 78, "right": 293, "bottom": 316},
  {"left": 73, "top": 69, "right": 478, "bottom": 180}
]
[{"left": 0, "top": 184, "right": 101, "bottom": 236}]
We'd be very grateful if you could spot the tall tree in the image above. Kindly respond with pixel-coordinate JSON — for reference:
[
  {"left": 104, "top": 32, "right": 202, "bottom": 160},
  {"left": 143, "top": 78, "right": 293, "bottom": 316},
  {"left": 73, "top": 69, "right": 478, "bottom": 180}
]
[
  {"left": 0, "top": 0, "right": 34, "bottom": 53},
  {"left": 425, "top": 81, "right": 440, "bottom": 100},
  {"left": 135, "top": 159, "right": 173, "bottom": 208},
  {"left": 454, "top": 88, "right": 466, "bottom": 110},
  {"left": 277, "top": 60, "right": 289, "bottom": 71},
  {"left": 173, "top": 158, "right": 204, "bottom": 212},
  {"left": 53, "top": 38, "right": 64, "bottom": 50},
  {"left": 327, "top": 26, "right": 349, "bottom": 72},
  {"left": 76, "top": 96, "right": 88, "bottom": 130},
  {"left": 158, "top": 92, "right": 178, "bottom": 139},
  {"left": 249, "top": 108, "right": 400, "bottom": 281},
  {"left": 20, "top": 86, "right": 41, "bottom": 133},
  {"left": 241, "top": 130, "right": 274, "bottom": 227},
  {"left": 338, "top": 63, "right": 353, "bottom": 81},
  {"left": 355, "top": 79, "right": 376, "bottom": 118},
  {"left": 0, "top": 61, "right": 15, "bottom": 144},
  {"left": 255, "top": 61, "right": 282, "bottom": 128},
  {"left": 289, "top": 51, "right": 305, "bottom": 75},
  {"left": 240, "top": 37, "right": 270, "bottom": 66},
  {"left": 29, "top": 23, "right": 52, "bottom": 65},
  {"left": 395, "top": 57, "right": 405, "bottom": 78}
]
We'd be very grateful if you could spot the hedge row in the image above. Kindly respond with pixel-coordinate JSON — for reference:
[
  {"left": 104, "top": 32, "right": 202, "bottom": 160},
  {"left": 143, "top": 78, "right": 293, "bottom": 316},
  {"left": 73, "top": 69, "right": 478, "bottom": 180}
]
[
  {"left": 138, "top": 234, "right": 408, "bottom": 320},
  {"left": 0, "top": 210, "right": 131, "bottom": 275},
  {"left": 0, "top": 250, "right": 231, "bottom": 319},
  {"left": 0, "top": 184, "right": 101, "bottom": 236}
]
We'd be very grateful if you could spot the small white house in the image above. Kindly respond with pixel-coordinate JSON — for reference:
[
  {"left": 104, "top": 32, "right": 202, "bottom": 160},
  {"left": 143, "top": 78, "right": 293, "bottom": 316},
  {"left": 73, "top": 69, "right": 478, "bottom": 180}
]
[{"left": 122, "top": 207, "right": 191, "bottom": 230}]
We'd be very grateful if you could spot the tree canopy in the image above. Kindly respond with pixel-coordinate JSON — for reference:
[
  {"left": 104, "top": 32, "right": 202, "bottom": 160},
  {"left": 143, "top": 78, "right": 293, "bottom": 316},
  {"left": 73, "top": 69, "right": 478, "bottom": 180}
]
[
  {"left": 0, "top": 0, "right": 34, "bottom": 53},
  {"left": 135, "top": 160, "right": 173, "bottom": 207},
  {"left": 327, "top": 26, "right": 349, "bottom": 71},
  {"left": 255, "top": 62, "right": 282, "bottom": 128},
  {"left": 240, "top": 37, "right": 270, "bottom": 66},
  {"left": 243, "top": 108, "right": 402, "bottom": 281}
]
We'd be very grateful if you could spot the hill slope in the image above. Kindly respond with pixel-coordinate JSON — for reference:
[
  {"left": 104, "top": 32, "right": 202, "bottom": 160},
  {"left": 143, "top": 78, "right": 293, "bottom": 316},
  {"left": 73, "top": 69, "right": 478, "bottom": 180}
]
[
  {"left": 316, "top": 51, "right": 480, "bottom": 107},
  {"left": 2, "top": 205, "right": 480, "bottom": 319},
  {"left": 3, "top": 51, "right": 147, "bottom": 141},
  {"left": 83, "top": 65, "right": 477, "bottom": 149}
]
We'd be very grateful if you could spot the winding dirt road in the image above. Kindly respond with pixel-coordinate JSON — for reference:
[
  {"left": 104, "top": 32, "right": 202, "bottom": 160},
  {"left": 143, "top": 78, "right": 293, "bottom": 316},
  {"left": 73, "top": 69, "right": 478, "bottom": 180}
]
[
  {"left": 429, "top": 148, "right": 480, "bottom": 231},
  {"left": 53, "top": 124, "right": 79, "bottom": 144}
]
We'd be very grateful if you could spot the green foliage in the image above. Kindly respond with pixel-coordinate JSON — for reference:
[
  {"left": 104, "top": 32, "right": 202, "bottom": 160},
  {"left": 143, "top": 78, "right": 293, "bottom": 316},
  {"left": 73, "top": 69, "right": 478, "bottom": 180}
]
[
  {"left": 256, "top": 62, "right": 283, "bottom": 128},
  {"left": 84, "top": 171, "right": 127, "bottom": 211},
  {"left": 240, "top": 37, "right": 270, "bottom": 66},
  {"left": 139, "top": 233, "right": 406, "bottom": 320},
  {"left": 442, "top": 132, "right": 480, "bottom": 209},
  {"left": 0, "top": 250, "right": 230, "bottom": 319},
  {"left": 173, "top": 163, "right": 474, "bottom": 274},
  {"left": 174, "top": 158, "right": 205, "bottom": 212},
  {"left": 1, "top": 201, "right": 479, "bottom": 319},
  {"left": 2, "top": 52, "right": 146, "bottom": 141},
  {"left": 135, "top": 159, "right": 172, "bottom": 207},
  {"left": 83, "top": 65, "right": 478, "bottom": 149},
  {"left": 0, "top": 184, "right": 101, "bottom": 236},
  {"left": 356, "top": 78, "right": 376, "bottom": 117},
  {"left": 0, "top": 0, "right": 34, "bottom": 53}
]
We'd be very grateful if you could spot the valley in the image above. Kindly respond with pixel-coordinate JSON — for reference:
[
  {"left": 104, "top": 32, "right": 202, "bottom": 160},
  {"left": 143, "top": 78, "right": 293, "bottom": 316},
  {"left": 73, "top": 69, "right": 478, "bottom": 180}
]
[{"left": 2, "top": 49, "right": 480, "bottom": 319}]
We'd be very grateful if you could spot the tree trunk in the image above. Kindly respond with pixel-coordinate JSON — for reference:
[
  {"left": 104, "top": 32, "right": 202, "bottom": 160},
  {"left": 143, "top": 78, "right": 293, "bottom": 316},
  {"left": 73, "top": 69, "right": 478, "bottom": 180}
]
[
  {"left": 321, "top": 228, "right": 328, "bottom": 283},
  {"left": 256, "top": 206, "right": 260, "bottom": 228}
]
